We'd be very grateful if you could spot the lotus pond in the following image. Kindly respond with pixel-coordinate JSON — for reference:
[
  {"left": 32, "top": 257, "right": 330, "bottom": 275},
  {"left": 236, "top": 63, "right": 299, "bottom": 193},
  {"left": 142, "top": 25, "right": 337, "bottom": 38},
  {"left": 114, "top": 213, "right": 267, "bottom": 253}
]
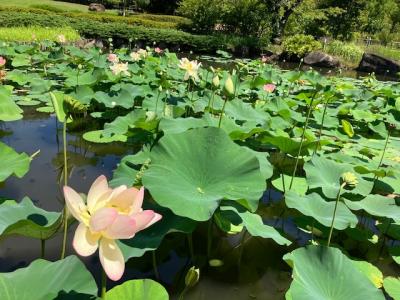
[{"left": 0, "top": 41, "right": 400, "bottom": 300}]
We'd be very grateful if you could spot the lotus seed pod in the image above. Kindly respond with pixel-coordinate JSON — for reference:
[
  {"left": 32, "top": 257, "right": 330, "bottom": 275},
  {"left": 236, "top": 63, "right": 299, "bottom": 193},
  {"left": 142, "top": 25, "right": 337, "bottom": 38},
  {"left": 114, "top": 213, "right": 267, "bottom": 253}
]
[
  {"left": 212, "top": 75, "right": 220, "bottom": 88},
  {"left": 341, "top": 172, "right": 358, "bottom": 187},
  {"left": 185, "top": 266, "right": 200, "bottom": 288},
  {"left": 224, "top": 75, "right": 235, "bottom": 96}
]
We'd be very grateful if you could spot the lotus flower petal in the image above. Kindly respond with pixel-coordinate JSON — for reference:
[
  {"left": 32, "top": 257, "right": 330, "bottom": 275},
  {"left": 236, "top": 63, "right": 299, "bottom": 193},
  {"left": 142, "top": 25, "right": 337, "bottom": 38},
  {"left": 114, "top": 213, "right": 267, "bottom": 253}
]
[
  {"left": 87, "top": 175, "right": 110, "bottom": 212},
  {"left": 132, "top": 210, "right": 162, "bottom": 232},
  {"left": 73, "top": 223, "right": 100, "bottom": 256},
  {"left": 104, "top": 215, "right": 136, "bottom": 239},
  {"left": 90, "top": 207, "right": 118, "bottom": 232},
  {"left": 63, "top": 186, "right": 89, "bottom": 224},
  {"left": 99, "top": 238, "right": 125, "bottom": 281},
  {"left": 107, "top": 187, "right": 140, "bottom": 211}
]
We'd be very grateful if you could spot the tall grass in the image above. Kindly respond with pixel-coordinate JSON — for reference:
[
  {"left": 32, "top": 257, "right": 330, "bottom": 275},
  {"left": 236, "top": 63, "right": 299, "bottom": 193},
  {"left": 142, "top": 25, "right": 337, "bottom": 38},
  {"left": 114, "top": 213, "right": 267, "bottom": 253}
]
[
  {"left": 325, "top": 40, "right": 364, "bottom": 67},
  {"left": 364, "top": 44, "right": 400, "bottom": 61},
  {"left": 0, "top": 0, "right": 88, "bottom": 12},
  {"left": 0, "top": 27, "right": 80, "bottom": 42}
]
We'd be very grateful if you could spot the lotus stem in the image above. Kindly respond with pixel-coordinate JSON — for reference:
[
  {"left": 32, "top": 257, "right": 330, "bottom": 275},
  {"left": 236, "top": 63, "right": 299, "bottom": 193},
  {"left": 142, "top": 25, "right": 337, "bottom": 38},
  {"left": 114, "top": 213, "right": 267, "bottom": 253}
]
[
  {"left": 41, "top": 239, "right": 45, "bottom": 258},
  {"left": 378, "top": 222, "right": 391, "bottom": 260},
  {"left": 218, "top": 98, "right": 228, "bottom": 128},
  {"left": 207, "top": 90, "right": 215, "bottom": 114},
  {"left": 30, "top": 149, "right": 41, "bottom": 160},
  {"left": 60, "top": 120, "right": 68, "bottom": 259},
  {"left": 101, "top": 268, "right": 107, "bottom": 299},
  {"left": 313, "top": 97, "right": 330, "bottom": 155},
  {"left": 281, "top": 173, "right": 286, "bottom": 194},
  {"left": 237, "top": 229, "right": 247, "bottom": 267},
  {"left": 289, "top": 92, "right": 317, "bottom": 190},
  {"left": 187, "top": 233, "right": 194, "bottom": 262},
  {"left": 178, "top": 287, "right": 189, "bottom": 300},
  {"left": 207, "top": 219, "right": 213, "bottom": 259},
  {"left": 152, "top": 251, "right": 160, "bottom": 280},
  {"left": 327, "top": 182, "right": 346, "bottom": 247},
  {"left": 373, "top": 129, "right": 391, "bottom": 186},
  {"left": 155, "top": 89, "right": 161, "bottom": 115}
]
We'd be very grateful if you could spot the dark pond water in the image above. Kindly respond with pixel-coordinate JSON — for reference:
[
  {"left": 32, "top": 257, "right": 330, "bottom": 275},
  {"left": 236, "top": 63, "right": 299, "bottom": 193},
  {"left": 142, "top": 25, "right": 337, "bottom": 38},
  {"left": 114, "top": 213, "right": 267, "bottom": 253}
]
[{"left": 0, "top": 108, "right": 294, "bottom": 299}]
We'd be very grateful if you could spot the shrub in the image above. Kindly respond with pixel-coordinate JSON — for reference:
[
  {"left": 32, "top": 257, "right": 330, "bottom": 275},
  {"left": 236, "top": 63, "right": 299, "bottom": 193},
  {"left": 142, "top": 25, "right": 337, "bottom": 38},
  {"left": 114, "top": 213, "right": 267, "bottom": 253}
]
[
  {"left": 0, "top": 10, "right": 259, "bottom": 54},
  {"left": 0, "top": 26, "right": 80, "bottom": 42},
  {"left": 176, "top": 0, "right": 223, "bottom": 33},
  {"left": 282, "top": 34, "right": 322, "bottom": 57},
  {"left": 29, "top": 4, "right": 65, "bottom": 13},
  {"left": 325, "top": 40, "right": 363, "bottom": 66}
]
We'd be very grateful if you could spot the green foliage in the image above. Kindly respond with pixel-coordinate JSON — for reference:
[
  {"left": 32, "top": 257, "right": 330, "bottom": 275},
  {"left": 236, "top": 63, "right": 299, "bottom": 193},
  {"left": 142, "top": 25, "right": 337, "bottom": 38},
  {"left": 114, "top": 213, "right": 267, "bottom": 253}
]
[
  {"left": 282, "top": 34, "right": 322, "bottom": 57},
  {"left": 0, "top": 26, "right": 80, "bottom": 42},
  {"left": 177, "top": 0, "right": 222, "bottom": 33},
  {"left": 325, "top": 40, "right": 363, "bottom": 66}
]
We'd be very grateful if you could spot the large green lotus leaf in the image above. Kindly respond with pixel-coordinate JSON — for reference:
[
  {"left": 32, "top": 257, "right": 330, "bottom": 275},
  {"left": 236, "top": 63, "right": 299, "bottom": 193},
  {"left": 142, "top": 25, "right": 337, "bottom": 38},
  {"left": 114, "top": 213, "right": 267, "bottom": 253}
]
[
  {"left": 106, "top": 279, "right": 168, "bottom": 300},
  {"left": 0, "top": 142, "right": 31, "bottom": 182},
  {"left": 83, "top": 130, "right": 127, "bottom": 143},
  {"left": 285, "top": 191, "right": 358, "bottom": 230},
  {"left": 352, "top": 260, "right": 383, "bottom": 288},
  {"left": 262, "top": 135, "right": 328, "bottom": 157},
  {"left": 94, "top": 90, "right": 134, "bottom": 109},
  {"left": 384, "top": 277, "right": 400, "bottom": 300},
  {"left": 345, "top": 195, "right": 400, "bottom": 220},
  {"left": 304, "top": 156, "right": 373, "bottom": 199},
  {"left": 142, "top": 127, "right": 266, "bottom": 221},
  {"left": 0, "top": 197, "right": 62, "bottom": 239},
  {"left": 225, "top": 99, "right": 270, "bottom": 124},
  {"left": 219, "top": 202, "right": 291, "bottom": 245},
  {"left": 119, "top": 205, "right": 196, "bottom": 259},
  {"left": 0, "top": 86, "right": 23, "bottom": 121},
  {"left": 284, "top": 246, "right": 385, "bottom": 300},
  {"left": 272, "top": 175, "right": 308, "bottom": 195},
  {"left": 389, "top": 247, "right": 400, "bottom": 265},
  {"left": 0, "top": 256, "right": 97, "bottom": 300},
  {"left": 102, "top": 110, "right": 147, "bottom": 138}
]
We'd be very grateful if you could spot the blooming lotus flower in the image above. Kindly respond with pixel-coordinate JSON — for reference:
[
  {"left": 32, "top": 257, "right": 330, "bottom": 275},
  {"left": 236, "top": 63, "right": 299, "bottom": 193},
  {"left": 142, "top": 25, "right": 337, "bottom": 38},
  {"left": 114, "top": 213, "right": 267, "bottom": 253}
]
[
  {"left": 110, "top": 62, "right": 130, "bottom": 76},
  {"left": 261, "top": 55, "right": 268, "bottom": 63},
  {"left": 130, "top": 51, "right": 141, "bottom": 62},
  {"left": 58, "top": 34, "right": 66, "bottom": 44},
  {"left": 64, "top": 175, "right": 162, "bottom": 281},
  {"left": 154, "top": 47, "right": 163, "bottom": 54},
  {"left": 107, "top": 53, "right": 119, "bottom": 63},
  {"left": 178, "top": 58, "right": 201, "bottom": 81},
  {"left": 0, "top": 56, "right": 6, "bottom": 67},
  {"left": 137, "top": 49, "right": 148, "bottom": 58},
  {"left": 263, "top": 83, "right": 276, "bottom": 93}
]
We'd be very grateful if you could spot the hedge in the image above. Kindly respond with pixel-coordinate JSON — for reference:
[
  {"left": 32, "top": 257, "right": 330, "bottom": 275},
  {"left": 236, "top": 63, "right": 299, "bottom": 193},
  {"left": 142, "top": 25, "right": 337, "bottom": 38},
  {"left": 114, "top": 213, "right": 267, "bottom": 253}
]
[
  {"left": 0, "top": 10, "right": 260, "bottom": 54},
  {"left": 0, "top": 6, "right": 191, "bottom": 30}
]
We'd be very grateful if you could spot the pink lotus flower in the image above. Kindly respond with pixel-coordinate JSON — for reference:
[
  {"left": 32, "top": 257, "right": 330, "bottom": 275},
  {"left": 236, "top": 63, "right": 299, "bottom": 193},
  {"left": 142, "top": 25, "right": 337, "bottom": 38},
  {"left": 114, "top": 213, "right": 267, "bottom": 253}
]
[
  {"left": 261, "top": 55, "right": 268, "bottom": 63},
  {"left": 263, "top": 83, "right": 276, "bottom": 93},
  {"left": 63, "top": 175, "right": 162, "bottom": 281},
  {"left": 107, "top": 53, "right": 119, "bottom": 63},
  {"left": 154, "top": 47, "right": 163, "bottom": 54},
  {"left": 0, "top": 56, "right": 6, "bottom": 67},
  {"left": 110, "top": 62, "right": 130, "bottom": 76}
]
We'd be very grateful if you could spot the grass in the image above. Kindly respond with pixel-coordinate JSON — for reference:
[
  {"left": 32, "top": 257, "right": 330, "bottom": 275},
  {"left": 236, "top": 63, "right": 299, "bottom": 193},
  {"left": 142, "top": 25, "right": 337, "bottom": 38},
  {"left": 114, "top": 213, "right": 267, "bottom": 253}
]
[
  {"left": 0, "top": 26, "right": 80, "bottom": 42},
  {"left": 0, "top": 0, "right": 88, "bottom": 12},
  {"left": 324, "top": 40, "right": 364, "bottom": 68},
  {"left": 363, "top": 44, "right": 400, "bottom": 62}
]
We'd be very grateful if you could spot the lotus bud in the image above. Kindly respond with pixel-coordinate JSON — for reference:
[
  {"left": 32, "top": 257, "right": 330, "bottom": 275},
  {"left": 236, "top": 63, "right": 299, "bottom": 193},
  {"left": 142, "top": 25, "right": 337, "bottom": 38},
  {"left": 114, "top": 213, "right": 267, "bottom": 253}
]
[
  {"left": 158, "top": 86, "right": 163, "bottom": 92},
  {"left": 184, "top": 266, "right": 200, "bottom": 288},
  {"left": 341, "top": 172, "right": 358, "bottom": 187},
  {"left": 78, "top": 64, "right": 83, "bottom": 70},
  {"left": 212, "top": 75, "right": 220, "bottom": 88},
  {"left": 224, "top": 75, "right": 235, "bottom": 96}
]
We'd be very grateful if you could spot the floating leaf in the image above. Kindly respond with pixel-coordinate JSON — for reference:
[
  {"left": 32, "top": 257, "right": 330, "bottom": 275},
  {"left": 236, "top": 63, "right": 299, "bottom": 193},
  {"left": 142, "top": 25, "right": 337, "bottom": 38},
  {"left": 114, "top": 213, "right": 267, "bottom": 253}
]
[
  {"left": 0, "top": 142, "right": 31, "bottom": 182},
  {"left": 106, "top": 279, "right": 168, "bottom": 300},
  {"left": 0, "top": 86, "right": 23, "bottom": 121},
  {"left": 0, "top": 197, "right": 62, "bottom": 239},
  {"left": 341, "top": 119, "right": 354, "bottom": 137},
  {"left": 352, "top": 260, "right": 383, "bottom": 288},
  {"left": 143, "top": 127, "right": 266, "bottom": 221},
  {"left": 284, "top": 246, "right": 385, "bottom": 300},
  {"left": 345, "top": 195, "right": 400, "bottom": 220},
  {"left": 285, "top": 191, "right": 358, "bottom": 230},
  {"left": 384, "top": 277, "right": 400, "bottom": 300},
  {"left": 0, "top": 256, "right": 97, "bottom": 300}
]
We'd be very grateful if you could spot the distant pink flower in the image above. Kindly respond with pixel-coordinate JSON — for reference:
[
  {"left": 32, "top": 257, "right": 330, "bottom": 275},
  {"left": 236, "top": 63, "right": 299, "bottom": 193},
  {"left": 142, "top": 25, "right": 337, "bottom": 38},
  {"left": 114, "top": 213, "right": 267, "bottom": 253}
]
[
  {"left": 107, "top": 53, "right": 119, "bottom": 63},
  {"left": 261, "top": 55, "right": 268, "bottom": 63},
  {"left": 64, "top": 175, "right": 162, "bottom": 281},
  {"left": 154, "top": 47, "right": 163, "bottom": 54},
  {"left": 263, "top": 83, "right": 276, "bottom": 93},
  {"left": 110, "top": 62, "right": 130, "bottom": 76},
  {"left": 58, "top": 34, "right": 66, "bottom": 44},
  {"left": 0, "top": 57, "right": 6, "bottom": 67}
]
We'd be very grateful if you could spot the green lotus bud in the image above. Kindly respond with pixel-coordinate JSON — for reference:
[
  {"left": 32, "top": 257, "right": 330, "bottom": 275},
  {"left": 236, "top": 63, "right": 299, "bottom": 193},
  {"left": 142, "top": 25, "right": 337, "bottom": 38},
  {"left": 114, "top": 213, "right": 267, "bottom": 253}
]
[
  {"left": 184, "top": 266, "right": 200, "bottom": 288},
  {"left": 341, "top": 172, "right": 358, "bottom": 187},
  {"left": 224, "top": 75, "right": 235, "bottom": 96},
  {"left": 212, "top": 75, "right": 220, "bottom": 88},
  {"left": 158, "top": 85, "right": 163, "bottom": 92},
  {"left": 78, "top": 64, "right": 83, "bottom": 70}
]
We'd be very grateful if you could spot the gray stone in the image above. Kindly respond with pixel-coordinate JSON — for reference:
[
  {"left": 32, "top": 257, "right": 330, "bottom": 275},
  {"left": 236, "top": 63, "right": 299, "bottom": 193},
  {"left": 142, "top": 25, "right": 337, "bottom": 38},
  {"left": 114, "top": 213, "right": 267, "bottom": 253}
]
[
  {"left": 88, "top": 3, "right": 106, "bottom": 12},
  {"left": 303, "top": 51, "right": 340, "bottom": 68},
  {"left": 357, "top": 53, "right": 400, "bottom": 76}
]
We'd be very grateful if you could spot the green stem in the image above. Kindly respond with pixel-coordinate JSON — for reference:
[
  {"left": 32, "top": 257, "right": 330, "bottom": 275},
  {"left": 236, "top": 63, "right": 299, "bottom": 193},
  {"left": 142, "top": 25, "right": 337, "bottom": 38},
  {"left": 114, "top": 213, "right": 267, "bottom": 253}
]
[
  {"left": 373, "top": 129, "right": 390, "bottom": 187},
  {"left": 152, "top": 251, "right": 160, "bottom": 280},
  {"left": 289, "top": 92, "right": 317, "bottom": 190},
  {"left": 41, "top": 239, "right": 45, "bottom": 259},
  {"left": 207, "top": 90, "right": 215, "bottom": 113},
  {"left": 178, "top": 287, "right": 189, "bottom": 300},
  {"left": 60, "top": 120, "right": 68, "bottom": 259},
  {"left": 237, "top": 229, "right": 247, "bottom": 267},
  {"left": 313, "top": 97, "right": 330, "bottom": 155},
  {"left": 101, "top": 268, "right": 107, "bottom": 299},
  {"left": 218, "top": 98, "right": 228, "bottom": 128},
  {"left": 281, "top": 172, "right": 286, "bottom": 194},
  {"left": 207, "top": 219, "right": 213, "bottom": 259},
  {"left": 327, "top": 182, "right": 346, "bottom": 247},
  {"left": 155, "top": 90, "right": 161, "bottom": 115},
  {"left": 187, "top": 233, "right": 194, "bottom": 262}
]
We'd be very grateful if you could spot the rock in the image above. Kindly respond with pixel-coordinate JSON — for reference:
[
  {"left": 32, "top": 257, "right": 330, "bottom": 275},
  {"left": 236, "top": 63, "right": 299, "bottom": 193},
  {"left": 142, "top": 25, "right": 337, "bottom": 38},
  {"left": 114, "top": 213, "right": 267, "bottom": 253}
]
[
  {"left": 303, "top": 51, "right": 340, "bottom": 68},
  {"left": 88, "top": 3, "right": 106, "bottom": 12},
  {"left": 357, "top": 53, "right": 400, "bottom": 76}
]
